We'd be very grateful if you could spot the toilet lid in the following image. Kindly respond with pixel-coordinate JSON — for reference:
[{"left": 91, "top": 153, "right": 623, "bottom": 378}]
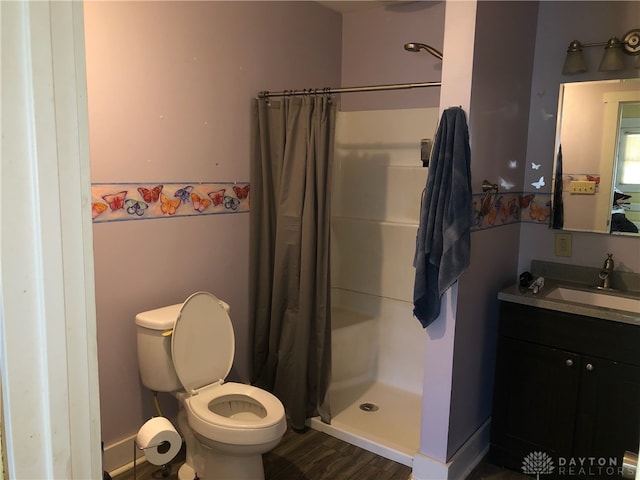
[{"left": 171, "top": 291, "right": 235, "bottom": 394}]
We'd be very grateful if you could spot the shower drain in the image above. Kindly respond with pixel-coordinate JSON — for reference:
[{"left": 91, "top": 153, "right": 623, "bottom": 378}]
[{"left": 359, "top": 402, "right": 379, "bottom": 412}]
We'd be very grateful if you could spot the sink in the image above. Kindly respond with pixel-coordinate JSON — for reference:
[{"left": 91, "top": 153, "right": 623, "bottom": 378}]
[{"left": 546, "top": 287, "right": 640, "bottom": 314}]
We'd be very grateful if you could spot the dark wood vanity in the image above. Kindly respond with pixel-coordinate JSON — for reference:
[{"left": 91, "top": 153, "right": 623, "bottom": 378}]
[{"left": 490, "top": 301, "right": 640, "bottom": 479}]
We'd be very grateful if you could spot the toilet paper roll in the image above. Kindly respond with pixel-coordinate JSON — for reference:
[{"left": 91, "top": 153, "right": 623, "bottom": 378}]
[{"left": 135, "top": 417, "right": 182, "bottom": 466}]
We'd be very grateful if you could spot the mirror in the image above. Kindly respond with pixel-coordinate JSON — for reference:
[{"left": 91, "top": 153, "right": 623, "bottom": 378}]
[{"left": 552, "top": 78, "right": 640, "bottom": 236}]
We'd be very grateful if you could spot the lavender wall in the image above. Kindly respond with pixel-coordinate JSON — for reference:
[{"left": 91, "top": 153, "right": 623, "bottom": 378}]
[
  {"left": 84, "top": 1, "right": 342, "bottom": 445},
  {"left": 341, "top": 1, "right": 445, "bottom": 111},
  {"left": 520, "top": 0, "right": 640, "bottom": 274},
  {"left": 448, "top": 0, "right": 539, "bottom": 459}
]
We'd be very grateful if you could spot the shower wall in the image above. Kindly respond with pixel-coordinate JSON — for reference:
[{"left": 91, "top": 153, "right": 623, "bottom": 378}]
[{"left": 331, "top": 107, "right": 439, "bottom": 392}]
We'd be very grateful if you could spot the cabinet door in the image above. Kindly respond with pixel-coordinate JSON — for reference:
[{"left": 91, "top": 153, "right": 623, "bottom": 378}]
[
  {"left": 490, "top": 337, "right": 580, "bottom": 470},
  {"left": 574, "top": 357, "right": 640, "bottom": 472}
]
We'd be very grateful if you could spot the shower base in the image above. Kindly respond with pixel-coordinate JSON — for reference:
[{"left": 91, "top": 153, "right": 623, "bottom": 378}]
[{"left": 308, "top": 381, "right": 421, "bottom": 467}]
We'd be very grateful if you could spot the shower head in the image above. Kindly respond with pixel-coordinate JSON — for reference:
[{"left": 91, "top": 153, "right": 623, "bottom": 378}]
[
  {"left": 404, "top": 42, "right": 421, "bottom": 52},
  {"left": 404, "top": 42, "right": 443, "bottom": 61}
]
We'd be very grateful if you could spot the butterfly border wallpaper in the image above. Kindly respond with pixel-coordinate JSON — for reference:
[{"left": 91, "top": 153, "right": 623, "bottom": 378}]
[
  {"left": 91, "top": 182, "right": 250, "bottom": 222},
  {"left": 471, "top": 191, "right": 552, "bottom": 230},
  {"left": 92, "top": 182, "right": 550, "bottom": 229}
]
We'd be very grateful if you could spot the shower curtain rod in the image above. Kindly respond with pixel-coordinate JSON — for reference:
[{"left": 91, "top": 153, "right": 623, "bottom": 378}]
[{"left": 257, "top": 81, "right": 441, "bottom": 99}]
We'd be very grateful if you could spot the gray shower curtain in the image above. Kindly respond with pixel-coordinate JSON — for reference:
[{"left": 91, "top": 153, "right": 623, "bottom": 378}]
[{"left": 249, "top": 95, "right": 335, "bottom": 430}]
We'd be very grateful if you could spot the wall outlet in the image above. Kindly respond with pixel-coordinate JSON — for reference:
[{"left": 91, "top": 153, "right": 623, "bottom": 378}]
[{"left": 554, "top": 233, "right": 572, "bottom": 257}]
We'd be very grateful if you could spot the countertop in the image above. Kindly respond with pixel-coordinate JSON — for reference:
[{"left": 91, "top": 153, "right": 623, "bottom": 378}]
[{"left": 498, "top": 278, "right": 640, "bottom": 327}]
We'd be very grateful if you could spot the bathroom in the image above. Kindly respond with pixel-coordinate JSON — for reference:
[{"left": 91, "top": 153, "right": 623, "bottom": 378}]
[{"left": 2, "top": 1, "right": 639, "bottom": 479}]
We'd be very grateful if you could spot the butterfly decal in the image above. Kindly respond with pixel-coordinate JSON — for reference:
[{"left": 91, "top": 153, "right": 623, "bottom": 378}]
[
  {"left": 529, "top": 201, "right": 551, "bottom": 222},
  {"left": 531, "top": 162, "right": 541, "bottom": 170},
  {"left": 480, "top": 193, "right": 495, "bottom": 216},
  {"left": 499, "top": 177, "right": 515, "bottom": 190},
  {"left": 488, "top": 196, "right": 505, "bottom": 226},
  {"left": 125, "top": 199, "right": 149, "bottom": 216},
  {"left": 487, "top": 205, "right": 498, "bottom": 226},
  {"left": 501, "top": 198, "right": 517, "bottom": 222},
  {"left": 519, "top": 194, "right": 535, "bottom": 209},
  {"left": 531, "top": 176, "right": 545, "bottom": 189},
  {"left": 174, "top": 186, "right": 193, "bottom": 203},
  {"left": 160, "top": 193, "right": 181, "bottom": 215},
  {"left": 191, "top": 193, "right": 212, "bottom": 212},
  {"left": 137, "top": 185, "right": 163, "bottom": 203},
  {"left": 586, "top": 175, "right": 600, "bottom": 185},
  {"left": 233, "top": 184, "right": 250, "bottom": 200},
  {"left": 540, "top": 108, "right": 554, "bottom": 121},
  {"left": 224, "top": 195, "right": 240, "bottom": 211},
  {"left": 508, "top": 160, "right": 517, "bottom": 169},
  {"left": 92, "top": 202, "right": 108, "bottom": 219},
  {"left": 207, "top": 189, "right": 226, "bottom": 207},
  {"left": 102, "top": 191, "right": 128, "bottom": 211}
]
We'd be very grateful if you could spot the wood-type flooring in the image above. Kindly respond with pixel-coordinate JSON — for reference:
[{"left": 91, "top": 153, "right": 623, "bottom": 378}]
[{"left": 111, "top": 426, "right": 530, "bottom": 480}]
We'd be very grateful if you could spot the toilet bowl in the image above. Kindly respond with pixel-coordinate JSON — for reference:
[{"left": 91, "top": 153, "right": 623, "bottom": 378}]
[{"left": 135, "top": 291, "right": 287, "bottom": 480}]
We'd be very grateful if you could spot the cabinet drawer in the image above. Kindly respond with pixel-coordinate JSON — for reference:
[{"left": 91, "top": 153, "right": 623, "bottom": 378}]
[{"left": 499, "top": 302, "right": 640, "bottom": 366}]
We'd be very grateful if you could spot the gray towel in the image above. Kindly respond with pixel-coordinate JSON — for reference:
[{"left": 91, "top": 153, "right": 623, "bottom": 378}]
[{"left": 413, "top": 107, "right": 472, "bottom": 328}]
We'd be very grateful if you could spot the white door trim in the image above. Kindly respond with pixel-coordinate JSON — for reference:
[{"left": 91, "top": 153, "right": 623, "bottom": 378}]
[{"left": 1, "top": 1, "right": 102, "bottom": 478}]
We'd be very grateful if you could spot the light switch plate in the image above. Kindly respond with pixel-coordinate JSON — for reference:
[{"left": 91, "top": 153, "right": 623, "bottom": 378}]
[{"left": 555, "top": 233, "right": 572, "bottom": 257}]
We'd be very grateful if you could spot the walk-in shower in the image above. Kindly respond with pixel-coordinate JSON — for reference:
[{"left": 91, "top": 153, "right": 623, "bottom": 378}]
[
  {"left": 258, "top": 40, "right": 443, "bottom": 468},
  {"left": 308, "top": 107, "right": 440, "bottom": 467}
]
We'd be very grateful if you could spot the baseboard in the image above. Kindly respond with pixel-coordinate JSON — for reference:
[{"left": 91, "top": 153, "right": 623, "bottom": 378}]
[
  {"left": 103, "top": 433, "right": 147, "bottom": 477},
  {"left": 410, "top": 419, "right": 490, "bottom": 480}
]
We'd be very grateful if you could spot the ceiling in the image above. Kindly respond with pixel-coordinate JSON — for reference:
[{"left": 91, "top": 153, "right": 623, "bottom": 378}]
[{"left": 316, "top": 1, "right": 400, "bottom": 13}]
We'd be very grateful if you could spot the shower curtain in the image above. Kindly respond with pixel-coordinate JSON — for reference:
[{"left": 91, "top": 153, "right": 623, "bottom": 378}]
[{"left": 249, "top": 95, "right": 335, "bottom": 430}]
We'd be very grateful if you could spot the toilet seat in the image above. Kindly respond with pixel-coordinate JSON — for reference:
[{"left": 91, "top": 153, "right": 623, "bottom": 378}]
[
  {"left": 172, "top": 291, "right": 234, "bottom": 394},
  {"left": 185, "top": 382, "right": 286, "bottom": 445}
]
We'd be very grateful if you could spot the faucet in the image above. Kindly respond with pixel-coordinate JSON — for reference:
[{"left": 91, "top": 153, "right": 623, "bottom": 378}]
[{"left": 598, "top": 253, "right": 614, "bottom": 290}]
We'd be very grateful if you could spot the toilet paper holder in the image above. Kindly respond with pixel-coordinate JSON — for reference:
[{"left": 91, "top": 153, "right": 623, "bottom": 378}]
[
  {"left": 136, "top": 439, "right": 172, "bottom": 452},
  {"left": 132, "top": 441, "right": 172, "bottom": 479}
]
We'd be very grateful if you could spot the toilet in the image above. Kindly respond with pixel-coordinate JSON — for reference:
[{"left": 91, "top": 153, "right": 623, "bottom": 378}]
[{"left": 135, "top": 291, "right": 287, "bottom": 480}]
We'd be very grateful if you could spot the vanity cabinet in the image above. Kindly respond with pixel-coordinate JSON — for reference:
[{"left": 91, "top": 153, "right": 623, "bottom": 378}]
[{"left": 490, "top": 301, "right": 640, "bottom": 478}]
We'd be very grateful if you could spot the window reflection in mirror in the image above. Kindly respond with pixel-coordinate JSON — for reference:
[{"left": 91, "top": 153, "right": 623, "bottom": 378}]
[
  {"left": 553, "top": 78, "right": 640, "bottom": 236},
  {"left": 612, "top": 102, "right": 640, "bottom": 234}
]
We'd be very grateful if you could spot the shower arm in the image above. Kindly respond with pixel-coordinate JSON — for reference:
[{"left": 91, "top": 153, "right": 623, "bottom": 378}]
[
  {"left": 404, "top": 42, "right": 444, "bottom": 61},
  {"left": 257, "top": 42, "right": 444, "bottom": 100}
]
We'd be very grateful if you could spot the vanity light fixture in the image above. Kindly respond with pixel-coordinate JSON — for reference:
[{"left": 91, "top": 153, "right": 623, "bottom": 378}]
[{"left": 562, "top": 28, "right": 640, "bottom": 75}]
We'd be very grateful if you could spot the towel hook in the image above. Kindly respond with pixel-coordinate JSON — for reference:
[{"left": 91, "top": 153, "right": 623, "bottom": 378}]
[{"left": 481, "top": 180, "right": 499, "bottom": 193}]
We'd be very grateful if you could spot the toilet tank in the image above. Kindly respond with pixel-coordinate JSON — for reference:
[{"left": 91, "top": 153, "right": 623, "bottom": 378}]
[
  {"left": 135, "top": 298, "right": 232, "bottom": 392},
  {"left": 135, "top": 303, "right": 183, "bottom": 392}
]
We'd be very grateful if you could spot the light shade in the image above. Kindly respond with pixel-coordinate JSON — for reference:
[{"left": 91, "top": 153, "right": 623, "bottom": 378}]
[
  {"left": 562, "top": 40, "right": 587, "bottom": 74},
  {"left": 598, "top": 37, "right": 626, "bottom": 71}
]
